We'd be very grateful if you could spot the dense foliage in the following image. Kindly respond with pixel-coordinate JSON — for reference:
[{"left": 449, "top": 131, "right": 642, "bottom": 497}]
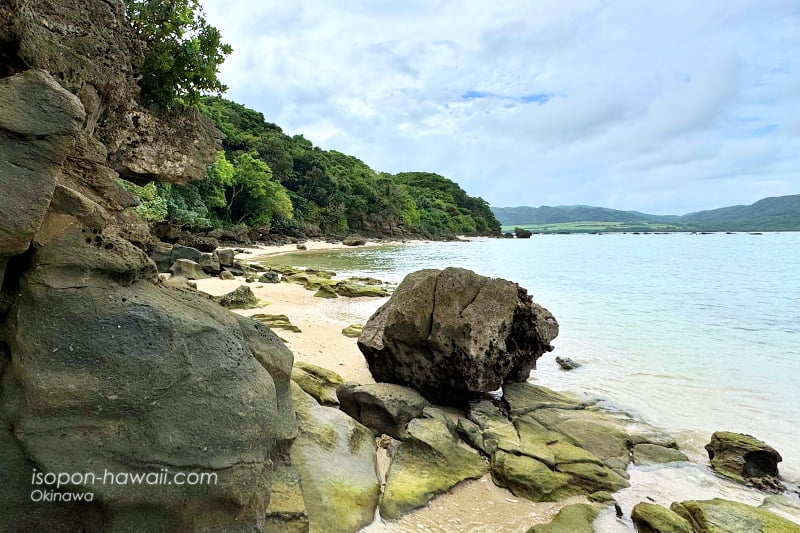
[
  {"left": 124, "top": 0, "right": 231, "bottom": 108},
  {"left": 123, "top": 97, "right": 499, "bottom": 237}
]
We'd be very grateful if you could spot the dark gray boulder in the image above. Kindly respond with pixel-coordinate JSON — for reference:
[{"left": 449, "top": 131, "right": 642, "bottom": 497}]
[
  {"left": 170, "top": 244, "right": 202, "bottom": 264},
  {"left": 337, "top": 382, "right": 430, "bottom": 439},
  {"left": 357, "top": 267, "right": 558, "bottom": 404},
  {"left": 259, "top": 271, "right": 280, "bottom": 283},
  {"left": 198, "top": 251, "right": 221, "bottom": 274},
  {"left": 217, "top": 248, "right": 236, "bottom": 267},
  {"left": 515, "top": 228, "right": 533, "bottom": 238}
]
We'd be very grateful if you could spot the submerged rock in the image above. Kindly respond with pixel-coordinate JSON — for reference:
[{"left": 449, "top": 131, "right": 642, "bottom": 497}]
[
  {"left": 671, "top": 498, "right": 800, "bottom": 533},
  {"left": 555, "top": 356, "right": 581, "bottom": 370},
  {"left": 380, "top": 416, "right": 488, "bottom": 519},
  {"left": 358, "top": 267, "right": 558, "bottom": 404},
  {"left": 337, "top": 382, "right": 430, "bottom": 440},
  {"left": 705, "top": 431, "right": 784, "bottom": 491}
]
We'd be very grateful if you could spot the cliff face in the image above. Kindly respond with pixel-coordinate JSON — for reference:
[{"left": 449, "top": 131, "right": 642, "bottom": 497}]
[{"left": 0, "top": 1, "right": 294, "bottom": 531}]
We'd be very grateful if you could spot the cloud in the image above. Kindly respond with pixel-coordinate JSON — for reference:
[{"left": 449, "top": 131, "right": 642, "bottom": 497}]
[{"left": 199, "top": 0, "right": 800, "bottom": 214}]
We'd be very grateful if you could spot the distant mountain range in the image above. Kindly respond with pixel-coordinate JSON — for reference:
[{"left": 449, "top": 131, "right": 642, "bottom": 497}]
[{"left": 491, "top": 194, "right": 800, "bottom": 232}]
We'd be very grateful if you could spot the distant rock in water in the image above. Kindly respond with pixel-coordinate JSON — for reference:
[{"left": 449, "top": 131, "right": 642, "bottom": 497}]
[
  {"left": 515, "top": 227, "right": 533, "bottom": 238},
  {"left": 357, "top": 267, "right": 558, "bottom": 404},
  {"left": 555, "top": 356, "right": 581, "bottom": 370},
  {"left": 343, "top": 234, "right": 367, "bottom": 246},
  {"left": 705, "top": 431, "right": 785, "bottom": 492}
]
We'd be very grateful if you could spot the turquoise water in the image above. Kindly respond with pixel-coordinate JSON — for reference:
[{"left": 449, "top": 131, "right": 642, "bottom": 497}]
[{"left": 269, "top": 233, "right": 800, "bottom": 482}]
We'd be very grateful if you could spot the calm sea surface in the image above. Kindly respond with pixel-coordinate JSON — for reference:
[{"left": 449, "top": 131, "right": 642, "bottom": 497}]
[{"left": 266, "top": 232, "right": 800, "bottom": 483}]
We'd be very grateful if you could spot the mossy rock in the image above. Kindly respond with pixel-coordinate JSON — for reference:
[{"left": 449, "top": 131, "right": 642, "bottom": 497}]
[
  {"left": 632, "top": 502, "right": 693, "bottom": 533},
  {"left": 555, "top": 462, "right": 629, "bottom": 494},
  {"left": 347, "top": 276, "right": 383, "bottom": 286},
  {"left": 380, "top": 417, "right": 488, "bottom": 519},
  {"left": 292, "top": 362, "right": 344, "bottom": 407},
  {"left": 304, "top": 268, "right": 336, "bottom": 279},
  {"left": 503, "top": 382, "right": 589, "bottom": 417},
  {"left": 290, "top": 384, "right": 380, "bottom": 533},
  {"left": 216, "top": 284, "right": 259, "bottom": 309},
  {"left": 526, "top": 503, "right": 603, "bottom": 533},
  {"left": 671, "top": 498, "right": 800, "bottom": 533},
  {"left": 251, "top": 314, "right": 301, "bottom": 333},
  {"left": 490, "top": 450, "right": 575, "bottom": 502},
  {"left": 633, "top": 443, "right": 689, "bottom": 465},
  {"left": 704, "top": 431, "right": 783, "bottom": 488},
  {"left": 314, "top": 285, "right": 338, "bottom": 299},
  {"left": 334, "top": 283, "right": 389, "bottom": 298},
  {"left": 341, "top": 324, "right": 362, "bottom": 337}
]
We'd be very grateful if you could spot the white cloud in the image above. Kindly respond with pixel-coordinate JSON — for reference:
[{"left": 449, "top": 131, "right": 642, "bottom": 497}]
[{"left": 199, "top": 0, "right": 800, "bottom": 214}]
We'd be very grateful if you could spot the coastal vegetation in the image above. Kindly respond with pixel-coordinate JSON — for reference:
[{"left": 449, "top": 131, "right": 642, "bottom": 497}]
[{"left": 493, "top": 195, "right": 800, "bottom": 233}]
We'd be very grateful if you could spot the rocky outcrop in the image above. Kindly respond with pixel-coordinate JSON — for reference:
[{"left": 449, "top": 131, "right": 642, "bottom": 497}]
[
  {"left": 357, "top": 267, "right": 558, "bottom": 404},
  {"left": 337, "top": 382, "right": 430, "bottom": 439},
  {"left": 671, "top": 498, "right": 800, "bottom": 533},
  {"left": 0, "top": 1, "right": 301, "bottom": 530},
  {"left": 290, "top": 384, "right": 381, "bottom": 533},
  {"left": 704, "top": 432, "right": 784, "bottom": 491},
  {"left": 515, "top": 227, "right": 533, "bottom": 238},
  {"left": 380, "top": 415, "right": 488, "bottom": 519}
]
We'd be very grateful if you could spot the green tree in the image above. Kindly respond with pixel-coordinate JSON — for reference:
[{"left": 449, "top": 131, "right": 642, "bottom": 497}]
[
  {"left": 223, "top": 153, "right": 293, "bottom": 226},
  {"left": 124, "top": 0, "right": 232, "bottom": 108}
]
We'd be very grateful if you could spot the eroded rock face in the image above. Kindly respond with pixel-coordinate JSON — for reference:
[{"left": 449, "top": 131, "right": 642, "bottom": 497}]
[
  {"left": 705, "top": 431, "right": 784, "bottom": 492},
  {"left": 357, "top": 267, "right": 558, "bottom": 404}
]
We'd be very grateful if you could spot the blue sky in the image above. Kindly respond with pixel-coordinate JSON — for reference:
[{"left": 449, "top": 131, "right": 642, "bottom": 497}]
[{"left": 199, "top": 0, "right": 799, "bottom": 214}]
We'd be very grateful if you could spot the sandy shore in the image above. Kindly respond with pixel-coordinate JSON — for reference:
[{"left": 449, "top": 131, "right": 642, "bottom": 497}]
[{"left": 231, "top": 237, "right": 433, "bottom": 261}]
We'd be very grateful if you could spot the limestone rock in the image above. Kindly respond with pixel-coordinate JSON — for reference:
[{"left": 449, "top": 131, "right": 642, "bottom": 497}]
[
  {"left": 1, "top": 224, "right": 296, "bottom": 531},
  {"left": 199, "top": 251, "right": 221, "bottom": 274},
  {"left": 555, "top": 356, "right": 581, "bottom": 370},
  {"left": 170, "top": 244, "right": 203, "bottom": 264},
  {"left": 358, "top": 267, "right": 558, "bottom": 404},
  {"left": 291, "top": 384, "right": 380, "bottom": 533},
  {"left": 380, "top": 416, "right": 488, "bottom": 519},
  {"left": 527, "top": 503, "right": 603, "bottom": 533},
  {"left": 515, "top": 228, "right": 533, "bottom": 238},
  {"left": 337, "top": 382, "right": 430, "bottom": 439},
  {"left": 259, "top": 271, "right": 280, "bottom": 283},
  {"left": 705, "top": 431, "right": 784, "bottom": 490},
  {"left": 216, "top": 285, "right": 259, "bottom": 309},
  {"left": 220, "top": 271, "right": 235, "bottom": 280},
  {"left": 671, "top": 498, "right": 800, "bottom": 533},
  {"left": 314, "top": 285, "right": 338, "bottom": 298},
  {"left": 343, "top": 234, "right": 366, "bottom": 246},
  {"left": 633, "top": 443, "right": 689, "bottom": 465},
  {"left": 217, "top": 248, "right": 236, "bottom": 267},
  {"left": 292, "top": 362, "right": 343, "bottom": 407},
  {"left": 341, "top": 324, "right": 363, "bottom": 338},
  {"left": 335, "top": 283, "right": 389, "bottom": 298},
  {"left": 169, "top": 258, "right": 210, "bottom": 280},
  {"left": 149, "top": 241, "right": 173, "bottom": 272},
  {"left": 503, "top": 382, "right": 589, "bottom": 417},
  {"left": 632, "top": 503, "right": 694, "bottom": 533}
]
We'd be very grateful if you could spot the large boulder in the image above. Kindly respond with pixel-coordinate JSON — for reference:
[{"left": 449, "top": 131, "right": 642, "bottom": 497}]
[
  {"left": 216, "top": 285, "right": 259, "bottom": 309},
  {"left": 290, "top": 384, "right": 381, "bottom": 533},
  {"left": 380, "top": 416, "right": 488, "bottom": 519},
  {"left": 357, "top": 267, "right": 558, "bottom": 404},
  {"left": 705, "top": 431, "right": 784, "bottom": 491},
  {"left": 0, "top": 222, "right": 296, "bottom": 531}
]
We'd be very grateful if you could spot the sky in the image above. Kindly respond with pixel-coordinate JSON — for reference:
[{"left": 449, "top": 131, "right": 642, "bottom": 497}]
[{"left": 199, "top": 0, "right": 799, "bottom": 214}]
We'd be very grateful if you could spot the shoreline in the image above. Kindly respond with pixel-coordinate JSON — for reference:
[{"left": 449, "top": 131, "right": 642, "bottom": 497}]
[{"left": 194, "top": 245, "right": 800, "bottom": 531}]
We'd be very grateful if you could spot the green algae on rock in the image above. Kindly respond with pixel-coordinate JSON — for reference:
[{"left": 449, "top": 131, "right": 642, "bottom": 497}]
[
  {"left": 380, "top": 416, "right": 488, "bottom": 519},
  {"left": 216, "top": 284, "right": 259, "bottom": 308},
  {"left": 342, "top": 324, "right": 363, "bottom": 337},
  {"left": 632, "top": 502, "right": 694, "bottom": 533},
  {"left": 526, "top": 503, "right": 604, "bottom": 533},
  {"left": 292, "top": 362, "right": 344, "bottom": 407},
  {"left": 251, "top": 314, "right": 302, "bottom": 333},
  {"left": 671, "top": 498, "right": 800, "bottom": 533}
]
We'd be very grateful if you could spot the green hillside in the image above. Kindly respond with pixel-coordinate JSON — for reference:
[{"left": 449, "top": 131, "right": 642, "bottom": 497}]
[
  {"left": 492, "top": 195, "right": 800, "bottom": 232},
  {"left": 125, "top": 97, "right": 500, "bottom": 238}
]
